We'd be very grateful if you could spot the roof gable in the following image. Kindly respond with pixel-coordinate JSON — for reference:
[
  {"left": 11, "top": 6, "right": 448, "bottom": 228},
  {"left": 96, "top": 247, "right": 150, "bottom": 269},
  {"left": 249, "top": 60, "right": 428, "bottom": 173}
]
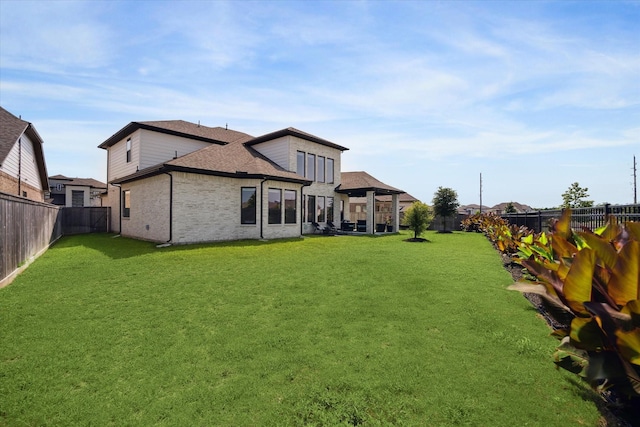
[
  {"left": 113, "top": 140, "right": 311, "bottom": 185},
  {"left": 337, "top": 171, "right": 403, "bottom": 196},
  {"left": 245, "top": 127, "right": 349, "bottom": 151},
  {"left": 0, "top": 106, "right": 49, "bottom": 190},
  {"left": 98, "top": 120, "right": 254, "bottom": 149},
  {"left": 49, "top": 175, "right": 106, "bottom": 189}
]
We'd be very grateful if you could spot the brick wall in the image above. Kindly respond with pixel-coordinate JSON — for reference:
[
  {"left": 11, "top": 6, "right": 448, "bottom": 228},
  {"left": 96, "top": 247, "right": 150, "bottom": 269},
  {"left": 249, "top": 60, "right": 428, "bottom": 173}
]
[{"left": 0, "top": 170, "right": 45, "bottom": 202}]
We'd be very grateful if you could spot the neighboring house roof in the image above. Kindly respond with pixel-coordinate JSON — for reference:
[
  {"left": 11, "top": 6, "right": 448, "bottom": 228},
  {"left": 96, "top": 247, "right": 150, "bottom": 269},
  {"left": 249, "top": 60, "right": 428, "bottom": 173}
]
[
  {"left": 112, "top": 140, "right": 311, "bottom": 185},
  {"left": 245, "top": 127, "right": 349, "bottom": 151},
  {"left": 375, "top": 193, "right": 419, "bottom": 203},
  {"left": 336, "top": 171, "right": 404, "bottom": 196},
  {"left": 49, "top": 175, "right": 107, "bottom": 189},
  {"left": 491, "top": 202, "right": 534, "bottom": 213},
  {"left": 0, "top": 106, "right": 49, "bottom": 189},
  {"left": 98, "top": 120, "right": 253, "bottom": 149}
]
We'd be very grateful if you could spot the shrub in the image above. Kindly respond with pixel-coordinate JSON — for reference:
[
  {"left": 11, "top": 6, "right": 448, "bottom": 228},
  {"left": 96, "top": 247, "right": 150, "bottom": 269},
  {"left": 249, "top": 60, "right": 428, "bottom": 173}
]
[
  {"left": 402, "top": 201, "right": 433, "bottom": 240},
  {"left": 508, "top": 210, "right": 640, "bottom": 399}
]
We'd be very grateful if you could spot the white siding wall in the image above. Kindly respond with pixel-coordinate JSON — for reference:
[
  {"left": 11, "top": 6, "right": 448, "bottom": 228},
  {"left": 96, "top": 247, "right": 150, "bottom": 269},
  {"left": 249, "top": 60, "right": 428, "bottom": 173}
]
[
  {"left": 120, "top": 174, "right": 171, "bottom": 242},
  {"left": 65, "top": 185, "right": 90, "bottom": 207},
  {"left": 250, "top": 137, "right": 290, "bottom": 170},
  {"left": 108, "top": 130, "right": 141, "bottom": 182},
  {"left": 0, "top": 133, "right": 43, "bottom": 190},
  {"left": 107, "top": 129, "right": 213, "bottom": 182},
  {"left": 139, "top": 130, "right": 212, "bottom": 170}
]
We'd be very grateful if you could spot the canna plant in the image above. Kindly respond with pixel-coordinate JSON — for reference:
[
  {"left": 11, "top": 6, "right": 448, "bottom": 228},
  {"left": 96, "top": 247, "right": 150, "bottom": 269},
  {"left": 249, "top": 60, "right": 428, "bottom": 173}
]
[{"left": 508, "top": 209, "right": 640, "bottom": 398}]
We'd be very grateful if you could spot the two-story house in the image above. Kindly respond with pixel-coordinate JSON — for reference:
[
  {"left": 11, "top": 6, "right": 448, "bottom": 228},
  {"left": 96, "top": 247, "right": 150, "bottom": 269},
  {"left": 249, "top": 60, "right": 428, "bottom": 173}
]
[
  {"left": 98, "top": 120, "right": 367, "bottom": 244},
  {"left": 49, "top": 175, "right": 107, "bottom": 207},
  {"left": 0, "top": 106, "right": 49, "bottom": 202}
]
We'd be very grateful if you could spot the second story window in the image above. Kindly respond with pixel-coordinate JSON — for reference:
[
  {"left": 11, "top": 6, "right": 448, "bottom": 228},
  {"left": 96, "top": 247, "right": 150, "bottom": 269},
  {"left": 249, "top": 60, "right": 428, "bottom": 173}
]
[
  {"left": 318, "top": 156, "right": 325, "bottom": 183},
  {"left": 126, "top": 138, "right": 132, "bottom": 163},
  {"left": 327, "top": 158, "right": 334, "bottom": 184},
  {"left": 306, "top": 153, "right": 315, "bottom": 181},
  {"left": 296, "top": 151, "right": 305, "bottom": 177}
]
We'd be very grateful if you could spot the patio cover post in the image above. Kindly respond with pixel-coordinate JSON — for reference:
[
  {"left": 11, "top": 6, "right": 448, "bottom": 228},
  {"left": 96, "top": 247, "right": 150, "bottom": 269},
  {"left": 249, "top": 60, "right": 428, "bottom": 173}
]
[
  {"left": 392, "top": 193, "right": 399, "bottom": 231},
  {"left": 366, "top": 190, "right": 375, "bottom": 234}
]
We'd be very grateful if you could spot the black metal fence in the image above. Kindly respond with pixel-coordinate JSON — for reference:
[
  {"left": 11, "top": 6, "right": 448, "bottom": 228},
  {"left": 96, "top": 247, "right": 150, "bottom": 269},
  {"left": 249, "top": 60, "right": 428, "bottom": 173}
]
[
  {"left": 500, "top": 204, "right": 640, "bottom": 233},
  {"left": 1, "top": 192, "right": 110, "bottom": 286}
]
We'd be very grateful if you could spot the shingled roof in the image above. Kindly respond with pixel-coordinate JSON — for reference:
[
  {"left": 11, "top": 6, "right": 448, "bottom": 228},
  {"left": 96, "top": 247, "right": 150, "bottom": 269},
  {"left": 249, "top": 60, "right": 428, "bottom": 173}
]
[
  {"left": 336, "top": 171, "right": 404, "bottom": 196},
  {"left": 112, "top": 140, "right": 311, "bottom": 185},
  {"left": 245, "top": 127, "right": 348, "bottom": 151},
  {"left": 0, "top": 106, "right": 49, "bottom": 189},
  {"left": 49, "top": 174, "right": 107, "bottom": 189},
  {"left": 98, "top": 120, "right": 253, "bottom": 149}
]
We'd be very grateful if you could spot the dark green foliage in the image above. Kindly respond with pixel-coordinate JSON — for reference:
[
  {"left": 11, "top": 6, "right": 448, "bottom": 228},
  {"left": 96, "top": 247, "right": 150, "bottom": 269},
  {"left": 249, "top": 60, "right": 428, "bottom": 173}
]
[
  {"left": 505, "top": 202, "right": 517, "bottom": 214},
  {"left": 432, "top": 187, "right": 459, "bottom": 232},
  {"left": 562, "top": 182, "right": 594, "bottom": 208}
]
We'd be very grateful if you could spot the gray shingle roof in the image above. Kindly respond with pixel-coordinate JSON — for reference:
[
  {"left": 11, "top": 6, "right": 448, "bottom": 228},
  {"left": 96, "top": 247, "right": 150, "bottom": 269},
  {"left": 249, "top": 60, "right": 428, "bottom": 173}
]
[
  {"left": 246, "top": 127, "right": 349, "bottom": 151},
  {"left": 49, "top": 175, "right": 106, "bottom": 189},
  {"left": 0, "top": 107, "right": 29, "bottom": 164},
  {"left": 98, "top": 120, "right": 253, "bottom": 149},
  {"left": 0, "top": 106, "right": 49, "bottom": 190},
  {"left": 337, "top": 171, "right": 404, "bottom": 196}
]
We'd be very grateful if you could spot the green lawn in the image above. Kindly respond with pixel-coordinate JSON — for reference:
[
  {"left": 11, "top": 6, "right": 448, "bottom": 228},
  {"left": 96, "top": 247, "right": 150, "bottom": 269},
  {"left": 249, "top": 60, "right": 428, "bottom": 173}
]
[{"left": 1, "top": 232, "right": 602, "bottom": 426}]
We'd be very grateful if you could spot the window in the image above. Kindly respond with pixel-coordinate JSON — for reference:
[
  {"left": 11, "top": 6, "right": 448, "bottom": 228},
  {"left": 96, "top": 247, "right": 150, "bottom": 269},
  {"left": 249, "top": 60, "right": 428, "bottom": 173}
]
[
  {"left": 296, "top": 151, "right": 305, "bottom": 177},
  {"left": 327, "top": 197, "right": 334, "bottom": 222},
  {"left": 317, "top": 156, "right": 325, "bottom": 183},
  {"left": 284, "top": 190, "right": 296, "bottom": 224},
  {"left": 306, "top": 195, "right": 316, "bottom": 223},
  {"left": 72, "top": 190, "right": 84, "bottom": 207},
  {"left": 306, "top": 153, "right": 315, "bottom": 181},
  {"left": 317, "top": 196, "right": 325, "bottom": 222},
  {"left": 126, "top": 138, "right": 132, "bottom": 163},
  {"left": 268, "top": 188, "right": 282, "bottom": 224},
  {"left": 327, "top": 158, "right": 334, "bottom": 184},
  {"left": 241, "top": 187, "right": 257, "bottom": 224},
  {"left": 122, "top": 190, "right": 130, "bottom": 218}
]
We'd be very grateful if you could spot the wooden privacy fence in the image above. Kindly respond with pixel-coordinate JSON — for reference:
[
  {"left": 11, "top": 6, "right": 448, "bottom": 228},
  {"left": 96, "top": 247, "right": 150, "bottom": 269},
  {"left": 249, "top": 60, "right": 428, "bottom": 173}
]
[
  {"left": 501, "top": 204, "right": 640, "bottom": 233},
  {"left": 0, "top": 192, "right": 110, "bottom": 286}
]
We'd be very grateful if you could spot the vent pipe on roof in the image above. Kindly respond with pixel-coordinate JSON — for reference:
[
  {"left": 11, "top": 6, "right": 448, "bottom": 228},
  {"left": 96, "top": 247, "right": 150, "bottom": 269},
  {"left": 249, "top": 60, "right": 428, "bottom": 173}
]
[
  {"left": 225, "top": 123, "right": 228, "bottom": 130},
  {"left": 198, "top": 120, "right": 200, "bottom": 127}
]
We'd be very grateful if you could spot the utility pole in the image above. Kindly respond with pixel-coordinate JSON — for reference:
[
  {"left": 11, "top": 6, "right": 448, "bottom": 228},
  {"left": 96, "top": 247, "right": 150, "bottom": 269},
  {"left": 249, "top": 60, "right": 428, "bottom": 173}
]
[
  {"left": 634, "top": 155, "right": 637, "bottom": 204},
  {"left": 479, "top": 173, "right": 483, "bottom": 214}
]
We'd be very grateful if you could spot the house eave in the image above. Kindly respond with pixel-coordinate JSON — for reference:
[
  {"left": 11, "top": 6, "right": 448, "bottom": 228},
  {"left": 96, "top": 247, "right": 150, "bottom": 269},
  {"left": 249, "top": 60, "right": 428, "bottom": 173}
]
[
  {"left": 245, "top": 128, "right": 349, "bottom": 152},
  {"left": 98, "top": 122, "right": 229, "bottom": 149},
  {"left": 111, "top": 164, "right": 312, "bottom": 186}
]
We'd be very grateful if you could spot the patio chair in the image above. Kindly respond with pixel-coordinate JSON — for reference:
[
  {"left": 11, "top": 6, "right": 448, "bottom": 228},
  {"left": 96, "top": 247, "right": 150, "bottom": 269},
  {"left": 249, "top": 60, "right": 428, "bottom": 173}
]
[
  {"left": 356, "top": 220, "right": 367, "bottom": 232},
  {"left": 311, "top": 222, "right": 326, "bottom": 234},
  {"left": 326, "top": 221, "right": 338, "bottom": 235}
]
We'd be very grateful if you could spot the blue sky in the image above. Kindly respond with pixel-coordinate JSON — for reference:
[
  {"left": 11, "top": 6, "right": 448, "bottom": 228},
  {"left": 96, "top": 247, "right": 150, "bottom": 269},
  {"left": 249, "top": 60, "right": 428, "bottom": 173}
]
[{"left": 1, "top": 0, "right": 638, "bottom": 208}]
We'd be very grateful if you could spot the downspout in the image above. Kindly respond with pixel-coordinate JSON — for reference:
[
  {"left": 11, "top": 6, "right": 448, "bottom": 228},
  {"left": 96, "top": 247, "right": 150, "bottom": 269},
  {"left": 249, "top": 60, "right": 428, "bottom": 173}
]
[
  {"left": 162, "top": 172, "right": 173, "bottom": 243},
  {"left": 17, "top": 137, "right": 22, "bottom": 196},
  {"left": 260, "top": 177, "right": 267, "bottom": 239},
  {"left": 300, "top": 184, "right": 304, "bottom": 236},
  {"left": 112, "top": 183, "right": 122, "bottom": 234}
]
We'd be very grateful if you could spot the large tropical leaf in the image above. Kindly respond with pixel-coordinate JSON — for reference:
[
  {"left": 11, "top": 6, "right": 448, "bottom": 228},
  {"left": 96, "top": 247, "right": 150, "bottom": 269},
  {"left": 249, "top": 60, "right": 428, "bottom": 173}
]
[
  {"left": 577, "top": 230, "right": 617, "bottom": 270},
  {"left": 570, "top": 317, "right": 606, "bottom": 351},
  {"left": 609, "top": 241, "right": 640, "bottom": 306},
  {"left": 617, "top": 329, "right": 640, "bottom": 366},
  {"left": 563, "top": 249, "right": 595, "bottom": 315},
  {"left": 553, "top": 337, "right": 588, "bottom": 376}
]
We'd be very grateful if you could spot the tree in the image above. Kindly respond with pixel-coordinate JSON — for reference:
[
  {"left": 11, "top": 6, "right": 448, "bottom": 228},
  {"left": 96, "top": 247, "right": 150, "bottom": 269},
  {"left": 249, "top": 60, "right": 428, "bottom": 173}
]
[
  {"left": 505, "top": 202, "right": 517, "bottom": 214},
  {"left": 432, "top": 187, "right": 459, "bottom": 232},
  {"left": 561, "top": 182, "right": 593, "bottom": 208},
  {"left": 402, "top": 201, "right": 432, "bottom": 240}
]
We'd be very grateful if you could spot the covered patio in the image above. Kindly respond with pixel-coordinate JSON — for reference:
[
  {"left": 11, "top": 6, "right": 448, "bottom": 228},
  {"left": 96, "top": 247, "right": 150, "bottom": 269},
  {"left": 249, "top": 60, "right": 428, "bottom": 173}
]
[{"left": 336, "top": 171, "right": 404, "bottom": 234}]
